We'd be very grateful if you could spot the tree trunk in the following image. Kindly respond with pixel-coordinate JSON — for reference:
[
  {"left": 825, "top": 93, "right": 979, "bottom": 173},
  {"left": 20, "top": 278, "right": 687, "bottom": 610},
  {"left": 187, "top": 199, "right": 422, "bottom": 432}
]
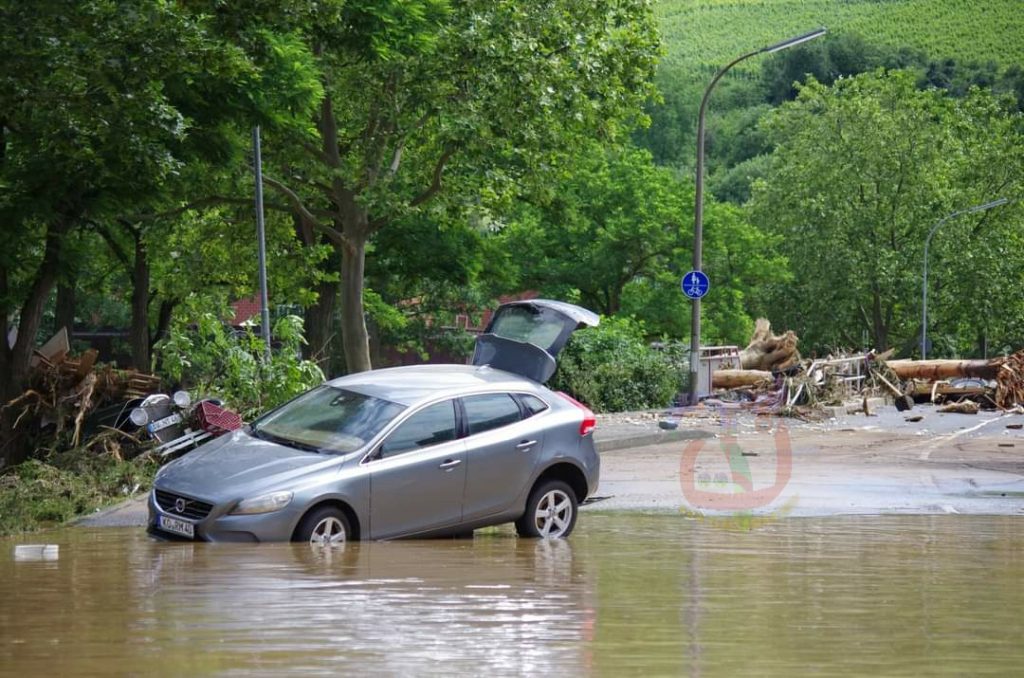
[
  {"left": 129, "top": 234, "right": 151, "bottom": 371},
  {"left": 887, "top": 359, "right": 999, "bottom": 381},
  {"left": 11, "top": 221, "right": 66, "bottom": 389},
  {"left": 340, "top": 237, "right": 372, "bottom": 374},
  {"left": 303, "top": 249, "right": 341, "bottom": 374},
  {"left": 55, "top": 281, "right": 76, "bottom": 342},
  {"left": 712, "top": 369, "right": 773, "bottom": 389},
  {"left": 4, "top": 220, "right": 67, "bottom": 467}
]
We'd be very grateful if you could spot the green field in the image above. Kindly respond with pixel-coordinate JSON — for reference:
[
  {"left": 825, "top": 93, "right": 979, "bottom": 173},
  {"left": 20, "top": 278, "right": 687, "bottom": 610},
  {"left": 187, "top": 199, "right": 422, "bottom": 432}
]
[{"left": 657, "top": 0, "right": 1024, "bottom": 72}]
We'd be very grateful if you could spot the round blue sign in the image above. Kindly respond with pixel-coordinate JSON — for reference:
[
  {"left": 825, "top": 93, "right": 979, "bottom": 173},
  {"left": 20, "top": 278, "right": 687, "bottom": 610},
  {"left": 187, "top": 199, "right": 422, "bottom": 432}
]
[{"left": 681, "top": 270, "right": 710, "bottom": 299}]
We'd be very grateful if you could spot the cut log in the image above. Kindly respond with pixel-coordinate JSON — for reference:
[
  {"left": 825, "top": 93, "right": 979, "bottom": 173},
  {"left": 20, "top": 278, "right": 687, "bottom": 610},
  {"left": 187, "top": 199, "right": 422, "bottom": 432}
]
[
  {"left": 937, "top": 400, "right": 980, "bottom": 415},
  {"left": 887, "top": 360, "right": 998, "bottom": 381},
  {"left": 739, "top": 318, "right": 801, "bottom": 371},
  {"left": 712, "top": 369, "right": 773, "bottom": 389}
]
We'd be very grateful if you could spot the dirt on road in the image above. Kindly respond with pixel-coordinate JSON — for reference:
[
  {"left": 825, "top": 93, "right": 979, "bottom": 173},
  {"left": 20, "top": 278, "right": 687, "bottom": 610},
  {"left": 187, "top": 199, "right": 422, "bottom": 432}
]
[{"left": 590, "top": 406, "right": 1024, "bottom": 517}]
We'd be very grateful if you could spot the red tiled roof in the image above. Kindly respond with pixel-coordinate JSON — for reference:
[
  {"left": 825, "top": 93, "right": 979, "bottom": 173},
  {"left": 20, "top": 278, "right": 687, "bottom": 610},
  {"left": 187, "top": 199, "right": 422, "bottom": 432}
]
[{"left": 231, "top": 296, "right": 261, "bottom": 325}]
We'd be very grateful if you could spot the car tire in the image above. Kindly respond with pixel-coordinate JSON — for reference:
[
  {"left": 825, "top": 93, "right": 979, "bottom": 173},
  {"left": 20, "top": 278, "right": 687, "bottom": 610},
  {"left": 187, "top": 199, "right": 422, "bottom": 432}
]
[
  {"left": 295, "top": 506, "right": 351, "bottom": 546},
  {"left": 515, "top": 480, "right": 578, "bottom": 539}
]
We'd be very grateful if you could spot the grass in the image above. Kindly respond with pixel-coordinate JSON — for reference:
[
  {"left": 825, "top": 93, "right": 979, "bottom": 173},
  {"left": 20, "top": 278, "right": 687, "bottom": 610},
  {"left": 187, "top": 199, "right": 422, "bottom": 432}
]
[
  {"left": 0, "top": 451, "right": 157, "bottom": 536},
  {"left": 656, "top": 0, "right": 1024, "bottom": 73}
]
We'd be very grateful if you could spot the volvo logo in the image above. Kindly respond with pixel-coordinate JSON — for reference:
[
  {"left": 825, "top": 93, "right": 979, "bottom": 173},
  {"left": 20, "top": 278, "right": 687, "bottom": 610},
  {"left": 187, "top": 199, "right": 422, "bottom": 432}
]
[{"left": 174, "top": 497, "right": 188, "bottom": 513}]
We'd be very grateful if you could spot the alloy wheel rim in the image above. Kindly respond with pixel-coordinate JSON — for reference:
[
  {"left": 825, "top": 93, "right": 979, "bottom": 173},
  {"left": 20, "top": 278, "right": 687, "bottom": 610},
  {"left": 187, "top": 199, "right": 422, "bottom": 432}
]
[
  {"left": 310, "top": 516, "right": 346, "bottom": 546},
  {"left": 534, "top": 489, "right": 572, "bottom": 538}
]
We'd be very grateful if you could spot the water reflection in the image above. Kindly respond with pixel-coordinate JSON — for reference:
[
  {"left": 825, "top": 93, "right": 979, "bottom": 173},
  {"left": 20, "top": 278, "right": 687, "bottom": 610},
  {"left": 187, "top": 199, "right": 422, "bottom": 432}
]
[{"left": 2, "top": 516, "right": 1022, "bottom": 676}]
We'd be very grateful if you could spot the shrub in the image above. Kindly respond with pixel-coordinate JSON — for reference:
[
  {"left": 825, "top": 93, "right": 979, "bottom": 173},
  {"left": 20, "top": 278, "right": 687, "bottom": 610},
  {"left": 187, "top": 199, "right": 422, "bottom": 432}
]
[
  {"left": 0, "top": 452, "right": 158, "bottom": 535},
  {"left": 156, "top": 314, "right": 325, "bottom": 419},
  {"left": 549, "top": 316, "right": 680, "bottom": 412}
]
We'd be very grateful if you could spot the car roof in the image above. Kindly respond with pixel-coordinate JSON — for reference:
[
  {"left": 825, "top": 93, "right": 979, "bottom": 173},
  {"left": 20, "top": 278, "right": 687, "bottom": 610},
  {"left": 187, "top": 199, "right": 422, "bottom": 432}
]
[{"left": 325, "top": 364, "right": 542, "bottom": 406}]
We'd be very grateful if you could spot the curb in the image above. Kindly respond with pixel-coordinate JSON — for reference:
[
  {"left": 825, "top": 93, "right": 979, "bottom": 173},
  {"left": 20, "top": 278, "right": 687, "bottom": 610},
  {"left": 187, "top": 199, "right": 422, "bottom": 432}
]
[{"left": 595, "top": 428, "right": 714, "bottom": 453}]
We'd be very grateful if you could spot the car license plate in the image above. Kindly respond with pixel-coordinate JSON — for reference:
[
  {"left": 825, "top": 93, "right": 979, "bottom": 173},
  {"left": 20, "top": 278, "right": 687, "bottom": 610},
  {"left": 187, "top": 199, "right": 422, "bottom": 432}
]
[
  {"left": 148, "top": 413, "right": 183, "bottom": 433},
  {"left": 158, "top": 515, "right": 195, "bottom": 538}
]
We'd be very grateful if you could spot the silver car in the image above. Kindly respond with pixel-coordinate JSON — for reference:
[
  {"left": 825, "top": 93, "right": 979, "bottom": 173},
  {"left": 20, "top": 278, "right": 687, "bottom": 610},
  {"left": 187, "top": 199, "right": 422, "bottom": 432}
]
[{"left": 148, "top": 300, "right": 600, "bottom": 544}]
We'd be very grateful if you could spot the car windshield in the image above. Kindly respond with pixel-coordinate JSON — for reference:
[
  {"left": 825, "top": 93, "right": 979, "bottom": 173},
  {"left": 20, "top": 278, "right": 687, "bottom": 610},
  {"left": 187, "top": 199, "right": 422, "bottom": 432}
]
[{"left": 250, "top": 386, "right": 405, "bottom": 455}]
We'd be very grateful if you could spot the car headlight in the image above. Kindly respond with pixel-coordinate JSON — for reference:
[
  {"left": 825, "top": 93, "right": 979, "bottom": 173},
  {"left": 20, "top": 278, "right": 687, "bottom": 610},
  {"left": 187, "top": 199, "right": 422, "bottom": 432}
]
[
  {"left": 172, "top": 390, "right": 191, "bottom": 408},
  {"left": 129, "top": 407, "right": 149, "bottom": 426},
  {"left": 230, "top": 491, "right": 294, "bottom": 515}
]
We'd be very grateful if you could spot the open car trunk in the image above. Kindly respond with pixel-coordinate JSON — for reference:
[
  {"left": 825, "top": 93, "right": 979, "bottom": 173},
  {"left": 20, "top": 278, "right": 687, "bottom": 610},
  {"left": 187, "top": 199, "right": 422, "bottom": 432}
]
[{"left": 471, "top": 299, "right": 599, "bottom": 383}]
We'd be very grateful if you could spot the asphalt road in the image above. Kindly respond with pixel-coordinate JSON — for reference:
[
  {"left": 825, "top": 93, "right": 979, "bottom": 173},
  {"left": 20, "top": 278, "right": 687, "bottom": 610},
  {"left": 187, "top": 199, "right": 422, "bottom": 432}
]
[
  {"left": 77, "top": 404, "right": 1024, "bottom": 528},
  {"left": 588, "top": 405, "right": 1024, "bottom": 517}
]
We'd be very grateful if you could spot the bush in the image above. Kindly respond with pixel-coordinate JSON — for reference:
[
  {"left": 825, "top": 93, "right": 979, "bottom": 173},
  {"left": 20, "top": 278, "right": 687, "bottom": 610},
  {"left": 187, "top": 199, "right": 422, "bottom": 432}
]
[
  {"left": 549, "top": 317, "right": 680, "bottom": 412},
  {"left": 156, "top": 314, "right": 325, "bottom": 419},
  {"left": 0, "top": 452, "right": 158, "bottom": 536}
]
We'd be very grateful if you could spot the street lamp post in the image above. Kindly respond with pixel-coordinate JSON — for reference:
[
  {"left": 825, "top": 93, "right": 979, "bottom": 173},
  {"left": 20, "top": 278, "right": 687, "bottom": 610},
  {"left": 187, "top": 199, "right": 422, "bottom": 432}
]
[
  {"left": 688, "top": 27, "right": 826, "bottom": 405},
  {"left": 252, "top": 126, "right": 272, "bottom": 362},
  {"left": 920, "top": 197, "right": 1008, "bottom": 359}
]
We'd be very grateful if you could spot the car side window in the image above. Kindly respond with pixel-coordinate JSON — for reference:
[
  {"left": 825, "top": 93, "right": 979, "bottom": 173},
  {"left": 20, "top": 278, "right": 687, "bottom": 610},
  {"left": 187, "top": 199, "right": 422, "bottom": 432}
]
[
  {"left": 463, "top": 394, "right": 522, "bottom": 436},
  {"left": 518, "top": 394, "right": 548, "bottom": 417},
  {"left": 379, "top": 401, "right": 457, "bottom": 458}
]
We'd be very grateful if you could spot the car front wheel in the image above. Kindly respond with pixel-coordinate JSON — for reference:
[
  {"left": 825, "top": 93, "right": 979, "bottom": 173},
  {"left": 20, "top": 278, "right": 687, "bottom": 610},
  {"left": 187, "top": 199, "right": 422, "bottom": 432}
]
[
  {"left": 295, "top": 506, "right": 350, "bottom": 546},
  {"left": 516, "top": 480, "right": 578, "bottom": 539}
]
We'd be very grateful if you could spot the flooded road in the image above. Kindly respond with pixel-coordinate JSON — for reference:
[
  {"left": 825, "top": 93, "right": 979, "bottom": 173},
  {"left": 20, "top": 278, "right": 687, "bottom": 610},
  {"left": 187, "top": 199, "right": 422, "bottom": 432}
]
[{"left": 3, "top": 515, "right": 1022, "bottom": 676}]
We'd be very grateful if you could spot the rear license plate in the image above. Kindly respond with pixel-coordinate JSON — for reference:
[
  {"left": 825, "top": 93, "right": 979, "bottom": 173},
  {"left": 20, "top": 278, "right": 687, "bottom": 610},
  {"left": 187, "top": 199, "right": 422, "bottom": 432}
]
[
  {"left": 148, "top": 413, "right": 183, "bottom": 433},
  {"left": 158, "top": 515, "right": 195, "bottom": 538}
]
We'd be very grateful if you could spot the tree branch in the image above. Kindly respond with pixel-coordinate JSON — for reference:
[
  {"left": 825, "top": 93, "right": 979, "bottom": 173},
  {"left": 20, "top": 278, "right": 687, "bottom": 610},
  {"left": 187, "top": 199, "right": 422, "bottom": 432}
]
[
  {"left": 94, "top": 223, "right": 132, "bottom": 271},
  {"left": 408, "top": 144, "right": 458, "bottom": 209},
  {"left": 263, "top": 176, "right": 348, "bottom": 248}
]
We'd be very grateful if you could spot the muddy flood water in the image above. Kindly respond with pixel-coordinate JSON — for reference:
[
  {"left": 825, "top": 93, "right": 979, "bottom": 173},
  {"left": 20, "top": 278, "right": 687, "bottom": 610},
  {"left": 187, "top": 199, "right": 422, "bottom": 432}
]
[{"left": 2, "top": 514, "right": 1022, "bottom": 676}]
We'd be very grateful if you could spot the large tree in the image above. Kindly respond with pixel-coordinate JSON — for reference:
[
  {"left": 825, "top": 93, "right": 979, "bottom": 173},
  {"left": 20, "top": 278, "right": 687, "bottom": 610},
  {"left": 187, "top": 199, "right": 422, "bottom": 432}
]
[
  {"left": 750, "top": 70, "right": 1024, "bottom": 353},
  {"left": 236, "top": 0, "right": 660, "bottom": 373},
  {"left": 0, "top": 1, "right": 308, "bottom": 464}
]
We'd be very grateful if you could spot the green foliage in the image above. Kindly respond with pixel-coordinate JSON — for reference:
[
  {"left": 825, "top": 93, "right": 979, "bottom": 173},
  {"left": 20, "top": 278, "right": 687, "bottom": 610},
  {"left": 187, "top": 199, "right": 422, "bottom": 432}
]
[
  {"left": 750, "top": 70, "right": 1024, "bottom": 354},
  {"left": 156, "top": 314, "right": 324, "bottom": 419},
  {"left": 498, "top": 141, "right": 786, "bottom": 347},
  {"left": 549, "top": 317, "right": 680, "bottom": 413},
  {"left": 0, "top": 453, "right": 157, "bottom": 536},
  {"left": 500, "top": 143, "right": 687, "bottom": 317}
]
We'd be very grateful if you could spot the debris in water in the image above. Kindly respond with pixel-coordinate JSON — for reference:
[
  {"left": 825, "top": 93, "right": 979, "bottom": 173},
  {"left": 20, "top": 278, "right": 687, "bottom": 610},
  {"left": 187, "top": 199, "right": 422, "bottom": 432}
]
[{"left": 14, "top": 545, "right": 59, "bottom": 562}]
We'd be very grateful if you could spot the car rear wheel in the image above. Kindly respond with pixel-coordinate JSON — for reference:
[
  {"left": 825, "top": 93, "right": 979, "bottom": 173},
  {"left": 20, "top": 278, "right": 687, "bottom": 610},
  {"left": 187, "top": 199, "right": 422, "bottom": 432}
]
[
  {"left": 516, "top": 480, "right": 578, "bottom": 539},
  {"left": 295, "top": 506, "right": 350, "bottom": 546}
]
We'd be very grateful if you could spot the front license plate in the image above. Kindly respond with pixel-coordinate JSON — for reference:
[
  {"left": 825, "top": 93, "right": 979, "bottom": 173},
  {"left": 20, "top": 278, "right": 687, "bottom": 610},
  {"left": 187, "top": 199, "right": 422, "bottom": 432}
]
[
  {"left": 158, "top": 515, "right": 195, "bottom": 538},
  {"left": 148, "top": 413, "right": 183, "bottom": 433}
]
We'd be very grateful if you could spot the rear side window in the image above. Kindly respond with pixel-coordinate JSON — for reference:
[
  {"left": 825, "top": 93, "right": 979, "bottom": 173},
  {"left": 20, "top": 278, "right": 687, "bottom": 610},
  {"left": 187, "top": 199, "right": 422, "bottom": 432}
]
[
  {"left": 380, "top": 400, "right": 457, "bottom": 458},
  {"left": 463, "top": 394, "right": 522, "bottom": 435},
  {"left": 518, "top": 394, "right": 548, "bottom": 416}
]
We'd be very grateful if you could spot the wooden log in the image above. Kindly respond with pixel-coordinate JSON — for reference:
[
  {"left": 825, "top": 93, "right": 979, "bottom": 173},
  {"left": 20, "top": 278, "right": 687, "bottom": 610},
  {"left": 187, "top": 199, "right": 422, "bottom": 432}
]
[
  {"left": 887, "top": 360, "right": 998, "bottom": 381},
  {"left": 712, "top": 369, "right": 773, "bottom": 389}
]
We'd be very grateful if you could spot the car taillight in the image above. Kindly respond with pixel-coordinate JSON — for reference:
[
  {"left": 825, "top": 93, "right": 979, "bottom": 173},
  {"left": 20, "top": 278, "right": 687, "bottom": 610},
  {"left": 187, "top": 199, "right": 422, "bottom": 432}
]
[{"left": 556, "top": 391, "right": 597, "bottom": 436}]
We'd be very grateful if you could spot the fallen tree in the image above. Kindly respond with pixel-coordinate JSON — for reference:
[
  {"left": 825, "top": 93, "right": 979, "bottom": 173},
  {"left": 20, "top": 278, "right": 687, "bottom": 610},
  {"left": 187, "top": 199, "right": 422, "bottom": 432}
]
[
  {"left": 739, "top": 318, "right": 801, "bottom": 371},
  {"left": 887, "top": 359, "right": 998, "bottom": 381},
  {"left": 712, "top": 369, "right": 773, "bottom": 389}
]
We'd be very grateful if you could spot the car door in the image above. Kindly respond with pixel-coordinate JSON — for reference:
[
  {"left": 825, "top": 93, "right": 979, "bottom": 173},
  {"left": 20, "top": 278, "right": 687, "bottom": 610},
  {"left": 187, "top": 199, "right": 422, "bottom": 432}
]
[
  {"left": 460, "top": 393, "right": 543, "bottom": 520},
  {"left": 367, "top": 399, "right": 466, "bottom": 538}
]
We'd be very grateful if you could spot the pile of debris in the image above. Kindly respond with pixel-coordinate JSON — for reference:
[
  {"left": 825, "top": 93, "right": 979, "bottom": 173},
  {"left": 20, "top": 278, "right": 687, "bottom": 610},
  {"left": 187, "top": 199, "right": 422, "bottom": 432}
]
[
  {"left": 704, "top": 320, "right": 1024, "bottom": 416},
  {"left": 4, "top": 328, "right": 162, "bottom": 451}
]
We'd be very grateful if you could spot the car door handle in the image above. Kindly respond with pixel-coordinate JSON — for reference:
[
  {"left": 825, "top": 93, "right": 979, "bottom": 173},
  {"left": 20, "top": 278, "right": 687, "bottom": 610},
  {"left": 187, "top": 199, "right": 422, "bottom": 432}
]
[
  {"left": 439, "top": 458, "right": 462, "bottom": 470},
  {"left": 516, "top": 440, "right": 537, "bottom": 450}
]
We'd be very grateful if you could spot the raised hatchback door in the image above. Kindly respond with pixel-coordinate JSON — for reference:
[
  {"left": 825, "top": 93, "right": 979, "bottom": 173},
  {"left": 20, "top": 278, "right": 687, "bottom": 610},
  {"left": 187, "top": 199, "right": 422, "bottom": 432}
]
[{"left": 471, "top": 299, "right": 599, "bottom": 383}]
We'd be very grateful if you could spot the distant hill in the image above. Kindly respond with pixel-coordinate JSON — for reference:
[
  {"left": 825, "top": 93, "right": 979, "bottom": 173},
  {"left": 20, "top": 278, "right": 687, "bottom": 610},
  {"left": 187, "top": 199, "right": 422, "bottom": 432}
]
[{"left": 657, "top": 0, "right": 1024, "bottom": 73}]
